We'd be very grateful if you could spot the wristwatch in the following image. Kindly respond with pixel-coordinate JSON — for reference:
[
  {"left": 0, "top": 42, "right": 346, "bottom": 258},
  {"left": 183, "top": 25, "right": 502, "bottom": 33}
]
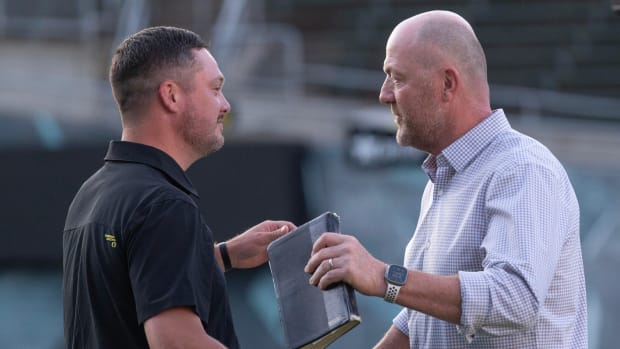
[{"left": 384, "top": 264, "right": 408, "bottom": 303}]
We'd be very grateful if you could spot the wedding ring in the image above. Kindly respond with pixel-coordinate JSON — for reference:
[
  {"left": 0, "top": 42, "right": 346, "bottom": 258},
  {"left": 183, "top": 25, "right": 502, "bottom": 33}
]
[{"left": 328, "top": 258, "right": 334, "bottom": 269}]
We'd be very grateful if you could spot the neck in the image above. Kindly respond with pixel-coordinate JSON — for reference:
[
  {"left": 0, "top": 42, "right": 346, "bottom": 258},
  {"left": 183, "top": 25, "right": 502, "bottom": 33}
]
[
  {"left": 430, "top": 99, "right": 491, "bottom": 156},
  {"left": 121, "top": 114, "right": 197, "bottom": 171}
]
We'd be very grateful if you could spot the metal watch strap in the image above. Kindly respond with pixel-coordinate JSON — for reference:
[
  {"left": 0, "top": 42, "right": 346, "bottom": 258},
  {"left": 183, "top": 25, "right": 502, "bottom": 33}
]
[{"left": 384, "top": 283, "right": 401, "bottom": 303}]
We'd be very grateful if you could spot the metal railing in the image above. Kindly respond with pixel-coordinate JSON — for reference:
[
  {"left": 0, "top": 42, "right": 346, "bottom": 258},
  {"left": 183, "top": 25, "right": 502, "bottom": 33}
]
[
  {"left": 0, "top": 0, "right": 119, "bottom": 39},
  {"left": 211, "top": 0, "right": 304, "bottom": 94}
]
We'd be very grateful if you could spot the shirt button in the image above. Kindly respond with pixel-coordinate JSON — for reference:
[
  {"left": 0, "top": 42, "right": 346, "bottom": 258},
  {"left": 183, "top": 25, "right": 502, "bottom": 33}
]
[
  {"left": 437, "top": 189, "right": 443, "bottom": 196},
  {"left": 426, "top": 240, "right": 431, "bottom": 249}
]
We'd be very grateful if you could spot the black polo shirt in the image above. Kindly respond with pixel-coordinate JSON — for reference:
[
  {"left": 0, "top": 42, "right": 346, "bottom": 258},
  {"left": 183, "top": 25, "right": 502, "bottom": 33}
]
[{"left": 62, "top": 141, "right": 238, "bottom": 349}]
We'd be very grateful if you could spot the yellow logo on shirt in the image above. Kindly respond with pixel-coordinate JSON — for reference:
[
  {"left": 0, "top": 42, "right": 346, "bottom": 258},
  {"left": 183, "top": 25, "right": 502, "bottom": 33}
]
[{"left": 105, "top": 234, "right": 117, "bottom": 248}]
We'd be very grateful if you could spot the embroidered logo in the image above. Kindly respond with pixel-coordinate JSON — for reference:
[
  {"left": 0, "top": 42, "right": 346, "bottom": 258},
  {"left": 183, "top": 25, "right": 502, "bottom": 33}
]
[{"left": 105, "top": 234, "right": 117, "bottom": 248}]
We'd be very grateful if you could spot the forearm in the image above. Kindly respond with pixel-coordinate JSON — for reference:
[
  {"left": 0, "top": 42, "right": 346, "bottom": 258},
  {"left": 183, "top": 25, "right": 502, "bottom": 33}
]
[
  {"left": 394, "top": 270, "right": 462, "bottom": 324},
  {"left": 214, "top": 221, "right": 294, "bottom": 270},
  {"left": 304, "top": 233, "right": 462, "bottom": 323}
]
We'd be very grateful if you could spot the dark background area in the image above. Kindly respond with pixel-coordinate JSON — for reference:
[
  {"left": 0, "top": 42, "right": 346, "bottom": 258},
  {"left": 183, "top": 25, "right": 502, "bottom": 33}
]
[{"left": 0, "top": 142, "right": 308, "bottom": 266}]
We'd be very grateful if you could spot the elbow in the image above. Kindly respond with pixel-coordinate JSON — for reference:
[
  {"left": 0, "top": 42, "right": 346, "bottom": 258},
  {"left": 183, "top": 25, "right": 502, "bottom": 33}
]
[
  {"left": 519, "top": 298, "right": 540, "bottom": 331},
  {"left": 497, "top": 297, "right": 539, "bottom": 331},
  {"left": 459, "top": 269, "right": 542, "bottom": 339},
  {"left": 484, "top": 279, "right": 541, "bottom": 334}
]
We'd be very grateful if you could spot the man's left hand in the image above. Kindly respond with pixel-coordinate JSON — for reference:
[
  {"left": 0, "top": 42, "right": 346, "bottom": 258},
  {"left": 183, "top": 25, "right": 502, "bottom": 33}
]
[
  {"left": 304, "top": 232, "right": 386, "bottom": 297},
  {"left": 225, "top": 220, "right": 296, "bottom": 269}
]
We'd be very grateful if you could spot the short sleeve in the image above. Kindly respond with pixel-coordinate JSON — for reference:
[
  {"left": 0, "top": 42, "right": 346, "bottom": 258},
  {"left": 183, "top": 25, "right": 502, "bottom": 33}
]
[{"left": 125, "top": 198, "right": 216, "bottom": 324}]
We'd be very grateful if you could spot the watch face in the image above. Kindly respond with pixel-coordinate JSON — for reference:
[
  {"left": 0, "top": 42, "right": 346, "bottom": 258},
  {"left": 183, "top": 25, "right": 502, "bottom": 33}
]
[{"left": 387, "top": 265, "right": 408, "bottom": 285}]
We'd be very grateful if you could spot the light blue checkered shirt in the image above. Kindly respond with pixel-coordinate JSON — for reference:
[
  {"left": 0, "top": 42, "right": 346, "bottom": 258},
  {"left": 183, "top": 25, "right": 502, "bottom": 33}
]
[{"left": 393, "top": 109, "right": 587, "bottom": 348}]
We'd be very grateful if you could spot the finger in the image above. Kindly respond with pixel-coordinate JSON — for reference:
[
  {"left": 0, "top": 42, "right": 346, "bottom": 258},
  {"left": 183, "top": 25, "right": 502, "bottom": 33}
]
[
  {"left": 317, "top": 267, "right": 346, "bottom": 290},
  {"left": 315, "top": 258, "right": 348, "bottom": 290},
  {"left": 271, "top": 225, "right": 289, "bottom": 239},
  {"left": 308, "top": 258, "right": 333, "bottom": 285},
  {"left": 310, "top": 232, "right": 342, "bottom": 255},
  {"left": 304, "top": 253, "right": 320, "bottom": 274},
  {"left": 304, "top": 247, "right": 332, "bottom": 273},
  {"left": 270, "top": 220, "right": 297, "bottom": 232}
]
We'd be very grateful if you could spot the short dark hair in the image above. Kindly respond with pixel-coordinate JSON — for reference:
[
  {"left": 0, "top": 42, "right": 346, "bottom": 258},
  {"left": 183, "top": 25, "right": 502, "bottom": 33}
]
[{"left": 109, "top": 26, "right": 209, "bottom": 114}]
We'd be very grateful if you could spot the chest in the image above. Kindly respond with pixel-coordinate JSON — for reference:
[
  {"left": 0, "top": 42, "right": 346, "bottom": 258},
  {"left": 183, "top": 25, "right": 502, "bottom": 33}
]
[{"left": 404, "top": 174, "right": 490, "bottom": 274}]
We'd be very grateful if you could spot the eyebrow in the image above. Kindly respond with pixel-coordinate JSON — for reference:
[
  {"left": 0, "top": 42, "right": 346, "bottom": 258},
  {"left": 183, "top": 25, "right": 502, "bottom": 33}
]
[
  {"left": 383, "top": 61, "right": 394, "bottom": 75},
  {"left": 384, "top": 66, "right": 398, "bottom": 76}
]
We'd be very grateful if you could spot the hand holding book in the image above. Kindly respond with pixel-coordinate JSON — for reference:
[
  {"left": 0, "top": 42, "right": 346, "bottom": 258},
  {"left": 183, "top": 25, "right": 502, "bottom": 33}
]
[
  {"left": 267, "top": 212, "right": 361, "bottom": 349},
  {"left": 305, "top": 232, "right": 388, "bottom": 298}
]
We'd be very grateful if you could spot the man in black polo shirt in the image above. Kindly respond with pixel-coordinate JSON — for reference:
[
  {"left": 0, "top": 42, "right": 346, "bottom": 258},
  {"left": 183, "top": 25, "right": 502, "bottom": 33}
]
[{"left": 62, "top": 27, "right": 295, "bottom": 349}]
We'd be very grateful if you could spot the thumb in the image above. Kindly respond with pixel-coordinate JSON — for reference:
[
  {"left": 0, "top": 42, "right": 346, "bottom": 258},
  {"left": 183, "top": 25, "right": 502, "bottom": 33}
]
[{"left": 272, "top": 225, "right": 289, "bottom": 239}]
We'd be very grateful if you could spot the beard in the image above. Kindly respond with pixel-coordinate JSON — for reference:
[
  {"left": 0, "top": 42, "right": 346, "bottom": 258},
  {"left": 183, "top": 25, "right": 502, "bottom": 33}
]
[
  {"left": 394, "top": 99, "right": 447, "bottom": 154},
  {"left": 181, "top": 107, "right": 224, "bottom": 157}
]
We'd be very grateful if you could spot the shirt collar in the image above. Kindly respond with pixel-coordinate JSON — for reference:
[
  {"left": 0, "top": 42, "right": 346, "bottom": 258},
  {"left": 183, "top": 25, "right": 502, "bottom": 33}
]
[
  {"left": 422, "top": 109, "right": 510, "bottom": 178},
  {"left": 104, "top": 140, "right": 199, "bottom": 197}
]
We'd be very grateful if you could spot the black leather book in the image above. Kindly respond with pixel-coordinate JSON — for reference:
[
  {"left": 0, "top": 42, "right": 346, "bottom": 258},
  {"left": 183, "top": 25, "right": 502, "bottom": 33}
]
[{"left": 267, "top": 212, "right": 361, "bottom": 349}]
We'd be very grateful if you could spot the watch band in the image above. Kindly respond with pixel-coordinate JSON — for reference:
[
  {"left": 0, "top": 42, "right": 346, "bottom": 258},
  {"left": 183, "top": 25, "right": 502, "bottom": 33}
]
[
  {"left": 218, "top": 242, "right": 232, "bottom": 271},
  {"left": 384, "top": 283, "right": 401, "bottom": 303},
  {"left": 384, "top": 264, "right": 407, "bottom": 303}
]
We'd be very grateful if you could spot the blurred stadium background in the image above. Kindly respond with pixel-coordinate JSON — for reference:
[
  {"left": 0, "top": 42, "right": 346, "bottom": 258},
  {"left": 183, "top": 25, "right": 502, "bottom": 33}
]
[{"left": 1, "top": 0, "right": 619, "bottom": 348}]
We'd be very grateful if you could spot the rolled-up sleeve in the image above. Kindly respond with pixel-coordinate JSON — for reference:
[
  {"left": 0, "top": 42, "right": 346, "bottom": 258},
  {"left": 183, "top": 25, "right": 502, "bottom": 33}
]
[{"left": 457, "top": 163, "right": 565, "bottom": 341}]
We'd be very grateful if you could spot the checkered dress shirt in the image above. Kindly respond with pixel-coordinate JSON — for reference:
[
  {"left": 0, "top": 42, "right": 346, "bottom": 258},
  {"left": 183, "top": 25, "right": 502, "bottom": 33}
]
[{"left": 393, "top": 109, "right": 587, "bottom": 348}]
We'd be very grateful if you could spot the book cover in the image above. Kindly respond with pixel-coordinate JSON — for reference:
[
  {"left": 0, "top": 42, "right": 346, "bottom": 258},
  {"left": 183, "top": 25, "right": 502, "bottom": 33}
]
[{"left": 267, "top": 212, "right": 361, "bottom": 349}]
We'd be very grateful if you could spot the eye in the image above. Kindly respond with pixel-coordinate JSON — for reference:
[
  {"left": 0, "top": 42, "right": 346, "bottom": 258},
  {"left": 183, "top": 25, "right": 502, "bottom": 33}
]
[
  {"left": 384, "top": 71, "right": 400, "bottom": 85},
  {"left": 214, "top": 81, "right": 225, "bottom": 92}
]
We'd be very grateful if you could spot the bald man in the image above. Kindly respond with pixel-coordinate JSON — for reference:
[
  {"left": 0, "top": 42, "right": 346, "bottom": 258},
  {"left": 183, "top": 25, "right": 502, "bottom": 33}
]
[{"left": 305, "top": 11, "right": 587, "bottom": 348}]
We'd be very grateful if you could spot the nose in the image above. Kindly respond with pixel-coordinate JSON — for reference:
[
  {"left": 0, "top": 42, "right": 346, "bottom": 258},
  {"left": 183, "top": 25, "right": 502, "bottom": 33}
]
[
  {"left": 221, "top": 94, "right": 231, "bottom": 114},
  {"left": 379, "top": 77, "right": 394, "bottom": 105}
]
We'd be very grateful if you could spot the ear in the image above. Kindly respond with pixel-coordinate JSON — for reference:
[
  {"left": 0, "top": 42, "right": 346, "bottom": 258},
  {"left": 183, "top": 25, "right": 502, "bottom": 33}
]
[
  {"left": 442, "top": 67, "right": 459, "bottom": 101},
  {"left": 158, "top": 80, "right": 183, "bottom": 113}
]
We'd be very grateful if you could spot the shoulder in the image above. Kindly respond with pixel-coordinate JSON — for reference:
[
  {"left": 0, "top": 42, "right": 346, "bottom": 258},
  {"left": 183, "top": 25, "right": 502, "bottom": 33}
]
[
  {"left": 69, "top": 161, "right": 198, "bottom": 229},
  {"left": 480, "top": 129, "right": 577, "bottom": 205},
  {"left": 108, "top": 161, "right": 198, "bottom": 208},
  {"left": 484, "top": 129, "right": 567, "bottom": 177}
]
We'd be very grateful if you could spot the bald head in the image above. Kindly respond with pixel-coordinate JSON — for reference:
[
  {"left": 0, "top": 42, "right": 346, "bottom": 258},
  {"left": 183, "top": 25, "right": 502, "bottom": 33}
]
[
  {"left": 388, "top": 10, "right": 488, "bottom": 90},
  {"left": 380, "top": 10, "right": 492, "bottom": 154}
]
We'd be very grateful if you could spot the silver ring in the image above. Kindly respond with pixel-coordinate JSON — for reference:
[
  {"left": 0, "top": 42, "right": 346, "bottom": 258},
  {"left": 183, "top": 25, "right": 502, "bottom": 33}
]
[{"left": 328, "top": 258, "right": 334, "bottom": 269}]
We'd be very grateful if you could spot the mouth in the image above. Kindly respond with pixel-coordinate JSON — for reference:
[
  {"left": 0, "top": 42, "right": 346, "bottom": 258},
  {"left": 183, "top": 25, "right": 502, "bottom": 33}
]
[
  {"left": 391, "top": 106, "right": 402, "bottom": 125},
  {"left": 394, "top": 115, "right": 401, "bottom": 126}
]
